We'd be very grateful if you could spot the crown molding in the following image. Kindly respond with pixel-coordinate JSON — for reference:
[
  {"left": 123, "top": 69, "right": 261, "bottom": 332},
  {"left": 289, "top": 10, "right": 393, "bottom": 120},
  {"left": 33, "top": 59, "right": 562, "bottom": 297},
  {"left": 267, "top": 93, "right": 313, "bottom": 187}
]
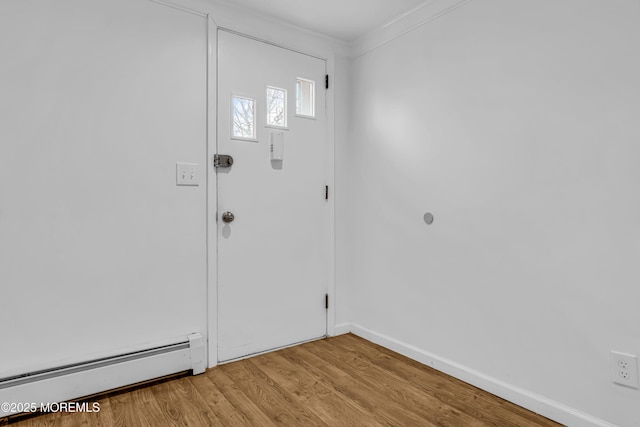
[
  {"left": 148, "top": 0, "right": 473, "bottom": 61},
  {"left": 349, "top": 0, "right": 473, "bottom": 59},
  {"left": 149, "top": 0, "right": 212, "bottom": 17}
]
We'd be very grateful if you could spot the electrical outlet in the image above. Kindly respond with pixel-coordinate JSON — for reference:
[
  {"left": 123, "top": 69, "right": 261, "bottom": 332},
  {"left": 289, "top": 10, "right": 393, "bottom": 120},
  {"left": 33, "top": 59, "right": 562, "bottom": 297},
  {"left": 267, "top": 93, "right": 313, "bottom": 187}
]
[
  {"left": 176, "top": 163, "right": 200, "bottom": 186},
  {"left": 611, "top": 351, "right": 639, "bottom": 389}
]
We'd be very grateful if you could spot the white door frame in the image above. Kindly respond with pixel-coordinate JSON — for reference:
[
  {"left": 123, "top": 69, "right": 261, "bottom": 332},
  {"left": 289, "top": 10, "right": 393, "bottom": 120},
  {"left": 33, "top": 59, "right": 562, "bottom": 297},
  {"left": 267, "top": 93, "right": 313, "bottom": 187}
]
[
  {"left": 205, "top": 13, "right": 219, "bottom": 369},
  {"left": 212, "top": 27, "right": 336, "bottom": 365},
  {"left": 149, "top": 0, "right": 337, "bottom": 369}
]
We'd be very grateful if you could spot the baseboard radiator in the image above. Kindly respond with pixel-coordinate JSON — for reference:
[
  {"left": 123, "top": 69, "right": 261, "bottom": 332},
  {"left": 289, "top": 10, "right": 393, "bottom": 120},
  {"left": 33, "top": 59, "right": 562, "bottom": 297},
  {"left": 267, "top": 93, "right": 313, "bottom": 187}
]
[{"left": 0, "top": 333, "right": 205, "bottom": 418}]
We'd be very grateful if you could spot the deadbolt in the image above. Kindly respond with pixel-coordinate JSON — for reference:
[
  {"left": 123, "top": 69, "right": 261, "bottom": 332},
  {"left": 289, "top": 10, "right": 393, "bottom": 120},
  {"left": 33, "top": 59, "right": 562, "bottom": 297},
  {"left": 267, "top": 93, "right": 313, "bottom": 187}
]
[
  {"left": 214, "top": 154, "right": 234, "bottom": 168},
  {"left": 222, "top": 211, "right": 235, "bottom": 223}
]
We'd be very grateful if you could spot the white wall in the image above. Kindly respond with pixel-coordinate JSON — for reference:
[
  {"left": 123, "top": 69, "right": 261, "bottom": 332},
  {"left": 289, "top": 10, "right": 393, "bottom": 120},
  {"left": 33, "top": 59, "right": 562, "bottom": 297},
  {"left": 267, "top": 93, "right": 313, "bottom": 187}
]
[
  {"left": 0, "top": 0, "right": 208, "bottom": 376},
  {"left": 0, "top": 0, "right": 348, "bottom": 378},
  {"left": 347, "top": 0, "right": 640, "bottom": 425}
]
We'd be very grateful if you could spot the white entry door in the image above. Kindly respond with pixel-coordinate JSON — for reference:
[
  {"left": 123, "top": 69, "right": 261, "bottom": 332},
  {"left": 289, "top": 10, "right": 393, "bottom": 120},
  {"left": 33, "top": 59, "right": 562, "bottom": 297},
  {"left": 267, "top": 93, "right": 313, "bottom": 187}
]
[{"left": 217, "top": 30, "right": 329, "bottom": 362}]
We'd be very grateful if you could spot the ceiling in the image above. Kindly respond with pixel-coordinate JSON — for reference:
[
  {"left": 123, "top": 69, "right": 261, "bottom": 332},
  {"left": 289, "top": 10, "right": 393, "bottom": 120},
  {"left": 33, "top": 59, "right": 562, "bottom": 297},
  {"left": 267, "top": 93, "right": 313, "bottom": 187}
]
[{"left": 214, "top": 0, "right": 430, "bottom": 42}]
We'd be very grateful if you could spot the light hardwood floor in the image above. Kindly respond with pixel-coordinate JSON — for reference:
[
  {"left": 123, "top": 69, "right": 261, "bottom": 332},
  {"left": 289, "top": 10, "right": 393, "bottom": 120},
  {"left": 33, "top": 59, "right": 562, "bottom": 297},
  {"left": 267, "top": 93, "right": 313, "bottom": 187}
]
[{"left": 5, "top": 334, "right": 562, "bottom": 426}]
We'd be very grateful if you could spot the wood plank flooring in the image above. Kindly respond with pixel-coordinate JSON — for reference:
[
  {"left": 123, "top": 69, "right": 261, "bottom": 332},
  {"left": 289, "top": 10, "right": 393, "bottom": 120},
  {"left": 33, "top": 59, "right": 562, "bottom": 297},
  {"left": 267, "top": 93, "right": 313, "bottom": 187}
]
[{"left": 5, "top": 334, "right": 563, "bottom": 426}]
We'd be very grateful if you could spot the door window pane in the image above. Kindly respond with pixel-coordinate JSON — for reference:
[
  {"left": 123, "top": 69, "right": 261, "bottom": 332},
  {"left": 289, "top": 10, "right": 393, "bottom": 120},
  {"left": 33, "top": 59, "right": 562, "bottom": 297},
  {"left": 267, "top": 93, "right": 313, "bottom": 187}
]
[
  {"left": 266, "top": 86, "right": 287, "bottom": 127},
  {"left": 232, "top": 95, "right": 256, "bottom": 139},
  {"left": 296, "top": 78, "right": 315, "bottom": 117}
]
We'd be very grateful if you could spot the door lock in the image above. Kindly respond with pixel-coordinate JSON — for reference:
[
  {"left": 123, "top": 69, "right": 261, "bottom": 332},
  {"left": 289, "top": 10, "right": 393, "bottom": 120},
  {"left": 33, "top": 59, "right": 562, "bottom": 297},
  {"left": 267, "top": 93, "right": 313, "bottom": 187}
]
[
  {"left": 222, "top": 211, "right": 235, "bottom": 223},
  {"left": 214, "top": 154, "right": 234, "bottom": 168}
]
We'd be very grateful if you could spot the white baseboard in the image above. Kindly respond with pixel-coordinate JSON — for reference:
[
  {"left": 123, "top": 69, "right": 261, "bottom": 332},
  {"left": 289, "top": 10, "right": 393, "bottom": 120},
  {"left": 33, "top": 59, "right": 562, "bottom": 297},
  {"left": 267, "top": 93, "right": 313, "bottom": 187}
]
[
  {"left": 332, "top": 323, "right": 352, "bottom": 336},
  {"left": 348, "top": 323, "right": 615, "bottom": 427}
]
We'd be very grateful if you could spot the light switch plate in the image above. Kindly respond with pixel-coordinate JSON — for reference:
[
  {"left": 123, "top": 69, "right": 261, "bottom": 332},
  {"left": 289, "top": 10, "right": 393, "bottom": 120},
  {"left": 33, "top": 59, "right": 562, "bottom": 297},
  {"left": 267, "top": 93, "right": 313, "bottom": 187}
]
[{"left": 176, "top": 163, "right": 199, "bottom": 186}]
